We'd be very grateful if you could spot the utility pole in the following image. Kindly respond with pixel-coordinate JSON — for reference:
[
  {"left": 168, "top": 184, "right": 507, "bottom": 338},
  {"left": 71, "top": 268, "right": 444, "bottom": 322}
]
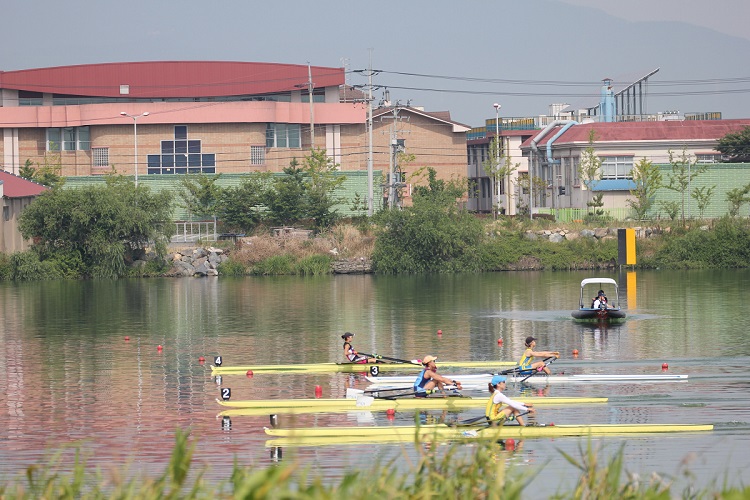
[
  {"left": 307, "top": 62, "right": 315, "bottom": 149},
  {"left": 367, "top": 50, "right": 374, "bottom": 215}
]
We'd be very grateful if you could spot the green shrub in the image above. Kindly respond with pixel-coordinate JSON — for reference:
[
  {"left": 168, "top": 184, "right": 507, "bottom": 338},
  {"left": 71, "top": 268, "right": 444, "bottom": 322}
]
[
  {"left": 9, "top": 251, "right": 62, "bottom": 281},
  {"left": 296, "top": 254, "right": 333, "bottom": 275},
  {"left": 217, "top": 259, "right": 248, "bottom": 276},
  {"left": 251, "top": 254, "right": 295, "bottom": 275},
  {"left": 0, "top": 253, "right": 11, "bottom": 281}
]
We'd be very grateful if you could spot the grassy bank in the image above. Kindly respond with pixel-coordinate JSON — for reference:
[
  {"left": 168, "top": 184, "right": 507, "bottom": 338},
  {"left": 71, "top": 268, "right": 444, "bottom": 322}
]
[
  {"left": 3, "top": 217, "right": 750, "bottom": 280},
  {"left": 1, "top": 429, "right": 746, "bottom": 499},
  {"left": 220, "top": 216, "right": 750, "bottom": 276}
]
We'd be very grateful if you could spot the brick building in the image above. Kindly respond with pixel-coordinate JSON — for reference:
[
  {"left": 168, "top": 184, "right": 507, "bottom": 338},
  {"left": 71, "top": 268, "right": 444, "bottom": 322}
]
[{"left": 0, "top": 61, "right": 469, "bottom": 212}]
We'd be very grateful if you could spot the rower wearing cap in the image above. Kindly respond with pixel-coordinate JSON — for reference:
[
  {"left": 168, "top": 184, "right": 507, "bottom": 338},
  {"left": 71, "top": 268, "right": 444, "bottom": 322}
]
[
  {"left": 413, "top": 355, "right": 463, "bottom": 397},
  {"left": 486, "top": 375, "right": 535, "bottom": 426},
  {"left": 518, "top": 336, "right": 559, "bottom": 375}
]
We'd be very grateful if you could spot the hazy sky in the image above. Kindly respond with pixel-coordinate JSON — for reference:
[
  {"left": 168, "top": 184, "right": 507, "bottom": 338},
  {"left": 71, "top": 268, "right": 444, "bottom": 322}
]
[
  {"left": 2, "top": 0, "right": 748, "bottom": 126},
  {"left": 559, "top": 0, "right": 750, "bottom": 41}
]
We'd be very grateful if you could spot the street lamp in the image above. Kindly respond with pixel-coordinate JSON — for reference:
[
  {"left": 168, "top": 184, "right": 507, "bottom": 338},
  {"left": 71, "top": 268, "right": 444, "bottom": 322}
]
[
  {"left": 120, "top": 111, "right": 149, "bottom": 187},
  {"left": 493, "top": 103, "right": 501, "bottom": 217}
]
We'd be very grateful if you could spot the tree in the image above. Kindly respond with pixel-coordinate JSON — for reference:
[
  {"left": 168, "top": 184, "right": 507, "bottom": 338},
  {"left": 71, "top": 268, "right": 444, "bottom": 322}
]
[
  {"left": 716, "top": 126, "right": 750, "bottom": 163},
  {"left": 691, "top": 185, "right": 715, "bottom": 219},
  {"left": 663, "top": 148, "right": 706, "bottom": 225},
  {"left": 265, "top": 160, "right": 306, "bottom": 226},
  {"left": 482, "top": 136, "right": 518, "bottom": 218},
  {"left": 216, "top": 172, "right": 271, "bottom": 232},
  {"left": 18, "top": 156, "right": 64, "bottom": 188},
  {"left": 726, "top": 183, "right": 750, "bottom": 217},
  {"left": 178, "top": 173, "right": 223, "bottom": 220},
  {"left": 577, "top": 130, "right": 602, "bottom": 216},
  {"left": 18, "top": 176, "right": 174, "bottom": 279},
  {"left": 303, "top": 148, "right": 346, "bottom": 230},
  {"left": 627, "top": 157, "right": 662, "bottom": 220},
  {"left": 372, "top": 168, "right": 482, "bottom": 273}
]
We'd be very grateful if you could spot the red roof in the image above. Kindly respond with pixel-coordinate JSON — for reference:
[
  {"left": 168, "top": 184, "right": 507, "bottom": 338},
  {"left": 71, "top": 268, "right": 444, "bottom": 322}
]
[
  {"left": 521, "top": 119, "right": 750, "bottom": 148},
  {"left": 0, "top": 61, "right": 345, "bottom": 98},
  {"left": 0, "top": 170, "right": 50, "bottom": 198}
]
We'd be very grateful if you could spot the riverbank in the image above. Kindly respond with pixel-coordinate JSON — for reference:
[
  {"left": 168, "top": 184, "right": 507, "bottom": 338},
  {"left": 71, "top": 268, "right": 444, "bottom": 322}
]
[{"left": 161, "top": 219, "right": 713, "bottom": 277}]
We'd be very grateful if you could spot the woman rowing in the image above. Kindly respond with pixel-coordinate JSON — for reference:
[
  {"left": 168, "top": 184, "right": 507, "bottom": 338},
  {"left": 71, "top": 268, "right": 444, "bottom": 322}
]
[
  {"left": 413, "top": 355, "right": 462, "bottom": 397},
  {"left": 341, "top": 332, "right": 377, "bottom": 363},
  {"left": 517, "top": 336, "right": 559, "bottom": 376},
  {"left": 485, "top": 375, "right": 535, "bottom": 426}
]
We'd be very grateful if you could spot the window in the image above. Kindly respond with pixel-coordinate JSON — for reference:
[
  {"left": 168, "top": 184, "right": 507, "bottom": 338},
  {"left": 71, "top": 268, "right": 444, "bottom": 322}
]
[
  {"left": 251, "top": 146, "right": 265, "bottom": 165},
  {"left": 599, "top": 156, "right": 634, "bottom": 179},
  {"left": 147, "top": 126, "right": 216, "bottom": 174},
  {"left": 92, "top": 147, "right": 109, "bottom": 168},
  {"left": 696, "top": 153, "right": 722, "bottom": 164},
  {"left": 266, "top": 123, "right": 301, "bottom": 148},
  {"left": 46, "top": 126, "right": 90, "bottom": 151}
]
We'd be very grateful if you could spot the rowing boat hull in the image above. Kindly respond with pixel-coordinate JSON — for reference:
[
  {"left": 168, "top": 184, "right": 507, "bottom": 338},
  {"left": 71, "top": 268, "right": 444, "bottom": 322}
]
[
  {"left": 265, "top": 423, "right": 713, "bottom": 440},
  {"left": 366, "top": 373, "right": 689, "bottom": 387},
  {"left": 211, "top": 360, "right": 517, "bottom": 375},
  {"left": 217, "top": 396, "right": 608, "bottom": 414}
]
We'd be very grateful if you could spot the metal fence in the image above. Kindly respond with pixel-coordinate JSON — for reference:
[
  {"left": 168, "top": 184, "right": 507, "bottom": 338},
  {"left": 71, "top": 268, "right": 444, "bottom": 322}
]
[{"left": 171, "top": 221, "right": 217, "bottom": 243}]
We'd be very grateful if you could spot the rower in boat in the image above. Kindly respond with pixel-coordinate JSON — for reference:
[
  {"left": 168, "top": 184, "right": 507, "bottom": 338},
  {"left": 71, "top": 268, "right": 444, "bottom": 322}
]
[
  {"left": 518, "top": 336, "right": 559, "bottom": 376},
  {"left": 341, "top": 332, "right": 377, "bottom": 363},
  {"left": 486, "top": 375, "right": 535, "bottom": 426},
  {"left": 413, "top": 355, "right": 463, "bottom": 397}
]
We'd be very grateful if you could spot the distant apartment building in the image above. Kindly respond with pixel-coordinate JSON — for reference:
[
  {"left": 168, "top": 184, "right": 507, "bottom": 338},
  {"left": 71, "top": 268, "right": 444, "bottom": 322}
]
[{"left": 467, "top": 75, "right": 750, "bottom": 218}]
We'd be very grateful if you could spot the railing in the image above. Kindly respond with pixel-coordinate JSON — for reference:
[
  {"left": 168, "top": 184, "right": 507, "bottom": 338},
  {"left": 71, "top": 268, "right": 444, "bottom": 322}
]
[{"left": 171, "top": 221, "right": 217, "bottom": 243}]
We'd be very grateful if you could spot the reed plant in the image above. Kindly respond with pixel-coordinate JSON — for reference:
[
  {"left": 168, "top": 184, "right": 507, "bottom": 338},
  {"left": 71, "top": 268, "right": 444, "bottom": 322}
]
[
  {"left": 295, "top": 254, "right": 333, "bottom": 275},
  {"left": 2, "top": 429, "right": 748, "bottom": 499}
]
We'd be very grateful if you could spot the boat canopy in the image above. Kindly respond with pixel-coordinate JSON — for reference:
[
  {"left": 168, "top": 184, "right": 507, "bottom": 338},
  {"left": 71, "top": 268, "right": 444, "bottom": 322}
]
[{"left": 580, "top": 278, "right": 618, "bottom": 287}]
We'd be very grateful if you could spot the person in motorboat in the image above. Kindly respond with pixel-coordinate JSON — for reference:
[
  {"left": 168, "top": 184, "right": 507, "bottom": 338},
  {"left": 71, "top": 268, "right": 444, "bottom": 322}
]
[
  {"left": 485, "top": 375, "right": 535, "bottom": 426},
  {"left": 341, "top": 332, "right": 377, "bottom": 363},
  {"left": 517, "top": 336, "right": 559, "bottom": 376},
  {"left": 413, "top": 355, "right": 463, "bottom": 397},
  {"left": 592, "top": 290, "right": 612, "bottom": 309}
]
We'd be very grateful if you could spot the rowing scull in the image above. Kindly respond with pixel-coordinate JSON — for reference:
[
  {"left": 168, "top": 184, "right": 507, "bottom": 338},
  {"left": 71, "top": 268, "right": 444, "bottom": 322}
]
[
  {"left": 264, "top": 422, "right": 713, "bottom": 440},
  {"left": 211, "top": 360, "right": 517, "bottom": 376},
  {"left": 216, "top": 395, "right": 608, "bottom": 414},
  {"left": 366, "top": 373, "right": 689, "bottom": 387}
]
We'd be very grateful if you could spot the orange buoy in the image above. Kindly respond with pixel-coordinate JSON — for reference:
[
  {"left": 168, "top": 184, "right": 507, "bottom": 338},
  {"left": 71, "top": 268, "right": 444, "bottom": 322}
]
[
  {"left": 662, "top": 363, "right": 669, "bottom": 371},
  {"left": 246, "top": 370, "right": 254, "bottom": 377},
  {"left": 124, "top": 336, "right": 130, "bottom": 341},
  {"left": 572, "top": 349, "right": 579, "bottom": 356},
  {"left": 386, "top": 408, "right": 395, "bottom": 416},
  {"left": 314, "top": 385, "right": 323, "bottom": 398}
]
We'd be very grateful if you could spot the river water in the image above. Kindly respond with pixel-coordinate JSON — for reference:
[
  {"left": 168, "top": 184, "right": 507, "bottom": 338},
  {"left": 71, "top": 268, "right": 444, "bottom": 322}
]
[{"left": 1, "top": 270, "right": 749, "bottom": 495}]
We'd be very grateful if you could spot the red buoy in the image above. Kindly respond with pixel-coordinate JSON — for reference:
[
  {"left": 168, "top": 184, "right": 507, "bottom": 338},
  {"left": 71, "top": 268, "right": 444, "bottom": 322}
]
[
  {"left": 437, "top": 329, "right": 443, "bottom": 335},
  {"left": 497, "top": 338, "right": 503, "bottom": 345},
  {"left": 572, "top": 349, "right": 579, "bottom": 356},
  {"left": 505, "top": 438, "right": 516, "bottom": 450},
  {"left": 157, "top": 345, "right": 163, "bottom": 351},
  {"left": 314, "top": 385, "right": 323, "bottom": 398},
  {"left": 386, "top": 408, "right": 395, "bottom": 416},
  {"left": 662, "top": 363, "right": 669, "bottom": 371},
  {"left": 124, "top": 336, "right": 130, "bottom": 341},
  {"left": 198, "top": 356, "right": 205, "bottom": 363},
  {"left": 246, "top": 370, "right": 254, "bottom": 377}
]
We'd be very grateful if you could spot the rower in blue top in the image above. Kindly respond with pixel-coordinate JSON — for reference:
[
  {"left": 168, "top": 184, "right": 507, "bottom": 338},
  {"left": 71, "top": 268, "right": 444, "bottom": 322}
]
[{"left": 413, "top": 355, "right": 463, "bottom": 397}]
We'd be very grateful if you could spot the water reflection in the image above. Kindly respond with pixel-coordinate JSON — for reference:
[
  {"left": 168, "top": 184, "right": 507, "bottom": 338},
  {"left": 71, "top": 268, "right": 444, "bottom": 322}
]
[{"left": 0, "top": 270, "right": 749, "bottom": 495}]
